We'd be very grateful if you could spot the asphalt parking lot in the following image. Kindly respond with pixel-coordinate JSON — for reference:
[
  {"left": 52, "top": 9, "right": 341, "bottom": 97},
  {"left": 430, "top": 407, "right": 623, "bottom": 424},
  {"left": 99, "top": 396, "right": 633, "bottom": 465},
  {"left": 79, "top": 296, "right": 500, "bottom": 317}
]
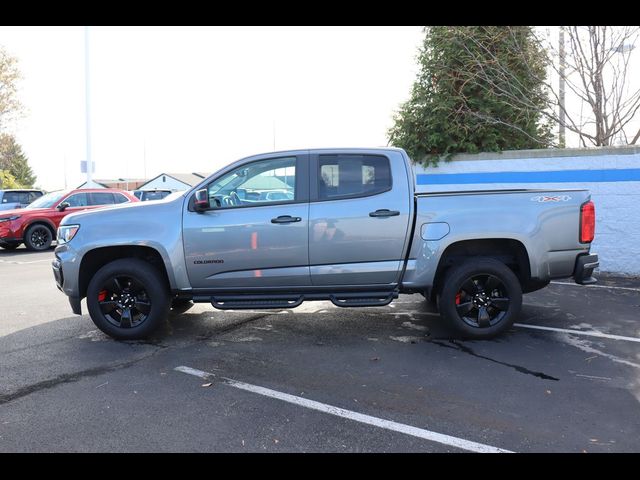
[{"left": 1, "top": 246, "right": 639, "bottom": 452}]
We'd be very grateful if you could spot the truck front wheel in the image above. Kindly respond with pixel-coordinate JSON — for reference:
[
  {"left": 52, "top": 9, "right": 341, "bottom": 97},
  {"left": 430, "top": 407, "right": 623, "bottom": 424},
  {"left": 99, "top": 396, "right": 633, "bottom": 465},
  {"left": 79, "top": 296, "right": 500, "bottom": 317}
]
[
  {"left": 86, "top": 258, "right": 171, "bottom": 340},
  {"left": 439, "top": 258, "right": 522, "bottom": 339}
]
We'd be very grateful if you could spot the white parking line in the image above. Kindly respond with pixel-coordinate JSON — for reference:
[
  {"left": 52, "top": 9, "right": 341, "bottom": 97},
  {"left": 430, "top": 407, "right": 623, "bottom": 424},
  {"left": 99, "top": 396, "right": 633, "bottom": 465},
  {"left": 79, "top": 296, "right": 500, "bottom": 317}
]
[
  {"left": 514, "top": 323, "right": 640, "bottom": 344},
  {"left": 174, "top": 365, "right": 513, "bottom": 453},
  {"left": 551, "top": 281, "right": 640, "bottom": 292},
  {"left": 0, "top": 258, "right": 51, "bottom": 265}
]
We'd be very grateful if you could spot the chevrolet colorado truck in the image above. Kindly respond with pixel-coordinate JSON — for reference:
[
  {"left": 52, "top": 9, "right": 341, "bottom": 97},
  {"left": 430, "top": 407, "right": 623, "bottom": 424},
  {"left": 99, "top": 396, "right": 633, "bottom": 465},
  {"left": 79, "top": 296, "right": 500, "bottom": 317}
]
[{"left": 52, "top": 148, "right": 598, "bottom": 340}]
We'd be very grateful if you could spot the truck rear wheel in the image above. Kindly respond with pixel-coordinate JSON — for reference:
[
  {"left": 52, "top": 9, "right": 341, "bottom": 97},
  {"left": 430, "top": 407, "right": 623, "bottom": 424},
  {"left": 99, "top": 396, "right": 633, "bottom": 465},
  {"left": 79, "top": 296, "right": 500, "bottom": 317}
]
[
  {"left": 439, "top": 258, "right": 522, "bottom": 339},
  {"left": 86, "top": 258, "right": 171, "bottom": 340}
]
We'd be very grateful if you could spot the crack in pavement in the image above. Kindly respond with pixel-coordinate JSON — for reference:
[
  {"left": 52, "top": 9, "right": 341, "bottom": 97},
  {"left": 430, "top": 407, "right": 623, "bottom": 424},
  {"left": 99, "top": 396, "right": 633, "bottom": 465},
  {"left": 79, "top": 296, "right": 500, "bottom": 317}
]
[
  {"left": 0, "top": 312, "right": 272, "bottom": 406},
  {"left": 432, "top": 340, "right": 559, "bottom": 381},
  {"left": 0, "top": 345, "right": 168, "bottom": 405}
]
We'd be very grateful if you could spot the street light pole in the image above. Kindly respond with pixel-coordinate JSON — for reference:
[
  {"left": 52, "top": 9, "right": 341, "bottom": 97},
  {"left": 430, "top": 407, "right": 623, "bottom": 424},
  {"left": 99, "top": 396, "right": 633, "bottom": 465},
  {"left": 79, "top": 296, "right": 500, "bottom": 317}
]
[
  {"left": 84, "top": 26, "right": 93, "bottom": 186},
  {"left": 558, "top": 26, "right": 566, "bottom": 148}
]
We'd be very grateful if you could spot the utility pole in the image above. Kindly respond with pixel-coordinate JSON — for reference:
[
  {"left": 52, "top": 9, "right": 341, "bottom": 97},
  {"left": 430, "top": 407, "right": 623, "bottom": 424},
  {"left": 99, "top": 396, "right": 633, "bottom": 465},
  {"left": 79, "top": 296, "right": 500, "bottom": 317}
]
[
  {"left": 84, "top": 26, "right": 93, "bottom": 185},
  {"left": 143, "top": 140, "right": 147, "bottom": 180},
  {"left": 63, "top": 154, "right": 67, "bottom": 189},
  {"left": 558, "top": 26, "right": 566, "bottom": 148}
]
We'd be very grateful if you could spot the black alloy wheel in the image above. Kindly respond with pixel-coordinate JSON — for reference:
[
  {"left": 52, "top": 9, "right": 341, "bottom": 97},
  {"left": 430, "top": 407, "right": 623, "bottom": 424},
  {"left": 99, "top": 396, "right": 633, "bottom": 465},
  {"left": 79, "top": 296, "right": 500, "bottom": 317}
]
[
  {"left": 439, "top": 258, "right": 522, "bottom": 339},
  {"left": 24, "top": 224, "right": 53, "bottom": 251},
  {"left": 454, "top": 274, "right": 510, "bottom": 328},
  {"left": 86, "top": 258, "right": 170, "bottom": 340},
  {"left": 97, "top": 275, "right": 152, "bottom": 329}
]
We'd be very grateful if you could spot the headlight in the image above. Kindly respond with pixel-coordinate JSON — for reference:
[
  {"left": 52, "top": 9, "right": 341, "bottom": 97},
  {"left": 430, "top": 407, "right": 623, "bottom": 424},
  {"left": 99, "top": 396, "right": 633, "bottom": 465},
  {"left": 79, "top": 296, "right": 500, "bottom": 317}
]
[
  {"left": 0, "top": 215, "right": 20, "bottom": 223},
  {"left": 57, "top": 225, "right": 80, "bottom": 244}
]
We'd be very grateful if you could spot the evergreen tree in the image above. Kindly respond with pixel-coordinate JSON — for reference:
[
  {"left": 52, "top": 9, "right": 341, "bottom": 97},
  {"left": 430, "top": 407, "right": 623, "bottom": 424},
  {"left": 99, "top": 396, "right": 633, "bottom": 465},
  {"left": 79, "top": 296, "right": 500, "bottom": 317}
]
[
  {"left": 388, "top": 26, "right": 553, "bottom": 166},
  {"left": 0, "top": 133, "right": 36, "bottom": 187}
]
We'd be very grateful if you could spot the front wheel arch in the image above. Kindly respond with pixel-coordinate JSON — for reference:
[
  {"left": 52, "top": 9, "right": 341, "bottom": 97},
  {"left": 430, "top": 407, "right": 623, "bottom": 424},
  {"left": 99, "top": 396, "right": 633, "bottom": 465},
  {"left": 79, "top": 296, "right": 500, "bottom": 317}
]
[{"left": 78, "top": 245, "right": 171, "bottom": 300}]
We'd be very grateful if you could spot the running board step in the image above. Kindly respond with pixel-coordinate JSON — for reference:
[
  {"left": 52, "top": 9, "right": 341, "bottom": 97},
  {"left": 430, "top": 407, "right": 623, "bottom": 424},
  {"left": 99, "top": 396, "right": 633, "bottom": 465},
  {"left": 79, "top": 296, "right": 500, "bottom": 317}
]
[
  {"left": 329, "top": 291, "right": 397, "bottom": 308},
  {"left": 211, "top": 295, "right": 303, "bottom": 310}
]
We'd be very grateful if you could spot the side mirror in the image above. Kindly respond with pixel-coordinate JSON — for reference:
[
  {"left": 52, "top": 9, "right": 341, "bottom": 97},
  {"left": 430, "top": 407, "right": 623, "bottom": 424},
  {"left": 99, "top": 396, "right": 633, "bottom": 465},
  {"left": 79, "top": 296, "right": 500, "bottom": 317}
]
[
  {"left": 194, "top": 189, "right": 210, "bottom": 212},
  {"left": 57, "top": 202, "right": 70, "bottom": 211}
]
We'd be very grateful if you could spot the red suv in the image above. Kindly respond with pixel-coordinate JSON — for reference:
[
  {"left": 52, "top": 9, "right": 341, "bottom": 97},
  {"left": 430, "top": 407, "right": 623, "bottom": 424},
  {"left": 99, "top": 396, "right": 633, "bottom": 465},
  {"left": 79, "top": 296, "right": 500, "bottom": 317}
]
[{"left": 0, "top": 188, "right": 139, "bottom": 251}]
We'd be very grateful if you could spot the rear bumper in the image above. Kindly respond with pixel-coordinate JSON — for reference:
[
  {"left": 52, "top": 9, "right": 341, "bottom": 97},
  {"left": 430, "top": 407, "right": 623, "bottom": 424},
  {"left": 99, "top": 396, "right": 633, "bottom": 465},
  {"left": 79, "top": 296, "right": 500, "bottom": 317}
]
[{"left": 573, "top": 253, "right": 599, "bottom": 285}]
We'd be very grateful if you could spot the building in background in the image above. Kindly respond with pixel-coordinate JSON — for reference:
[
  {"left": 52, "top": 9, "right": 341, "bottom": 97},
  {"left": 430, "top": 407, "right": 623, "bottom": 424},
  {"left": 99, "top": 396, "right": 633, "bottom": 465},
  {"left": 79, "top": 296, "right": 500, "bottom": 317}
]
[
  {"left": 77, "top": 178, "right": 148, "bottom": 190},
  {"left": 137, "top": 172, "right": 210, "bottom": 192}
]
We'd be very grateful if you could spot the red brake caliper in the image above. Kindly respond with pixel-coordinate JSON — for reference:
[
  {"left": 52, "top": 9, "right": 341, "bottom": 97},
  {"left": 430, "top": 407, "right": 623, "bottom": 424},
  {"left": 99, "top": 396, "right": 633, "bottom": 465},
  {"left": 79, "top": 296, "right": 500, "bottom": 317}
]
[
  {"left": 455, "top": 292, "right": 461, "bottom": 305},
  {"left": 98, "top": 290, "right": 107, "bottom": 302}
]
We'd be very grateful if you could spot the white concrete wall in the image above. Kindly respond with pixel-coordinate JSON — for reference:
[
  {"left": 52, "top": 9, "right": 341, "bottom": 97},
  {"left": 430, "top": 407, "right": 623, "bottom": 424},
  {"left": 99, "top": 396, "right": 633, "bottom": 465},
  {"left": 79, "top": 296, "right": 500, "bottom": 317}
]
[
  {"left": 141, "top": 175, "right": 192, "bottom": 191},
  {"left": 412, "top": 146, "right": 640, "bottom": 276}
]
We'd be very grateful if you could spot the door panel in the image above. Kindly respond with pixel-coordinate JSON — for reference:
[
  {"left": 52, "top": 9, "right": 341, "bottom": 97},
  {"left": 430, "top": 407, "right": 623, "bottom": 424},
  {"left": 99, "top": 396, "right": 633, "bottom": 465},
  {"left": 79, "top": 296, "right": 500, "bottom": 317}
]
[
  {"left": 309, "top": 152, "right": 411, "bottom": 286},
  {"left": 183, "top": 154, "right": 310, "bottom": 289},
  {"left": 184, "top": 204, "right": 310, "bottom": 288}
]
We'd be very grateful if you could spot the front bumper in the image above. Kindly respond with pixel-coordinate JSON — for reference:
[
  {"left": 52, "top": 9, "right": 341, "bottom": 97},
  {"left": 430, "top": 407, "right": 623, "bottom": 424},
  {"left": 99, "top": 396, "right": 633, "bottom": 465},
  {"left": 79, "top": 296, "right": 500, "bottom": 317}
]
[
  {"left": 52, "top": 251, "right": 82, "bottom": 315},
  {"left": 52, "top": 257, "right": 64, "bottom": 291},
  {"left": 573, "top": 253, "right": 599, "bottom": 285}
]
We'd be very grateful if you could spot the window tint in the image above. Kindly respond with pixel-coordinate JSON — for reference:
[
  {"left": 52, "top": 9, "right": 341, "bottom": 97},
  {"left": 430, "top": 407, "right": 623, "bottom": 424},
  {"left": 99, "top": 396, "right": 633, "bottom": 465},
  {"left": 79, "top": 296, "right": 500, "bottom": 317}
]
[
  {"left": 318, "top": 154, "right": 391, "bottom": 200},
  {"left": 89, "top": 192, "right": 115, "bottom": 206},
  {"left": 142, "top": 191, "right": 169, "bottom": 201},
  {"left": 114, "top": 193, "right": 130, "bottom": 204},
  {"left": 64, "top": 193, "right": 89, "bottom": 207},
  {"left": 29, "top": 191, "right": 42, "bottom": 203},
  {"left": 3, "top": 192, "right": 26, "bottom": 203},
  {"left": 207, "top": 156, "right": 296, "bottom": 209}
]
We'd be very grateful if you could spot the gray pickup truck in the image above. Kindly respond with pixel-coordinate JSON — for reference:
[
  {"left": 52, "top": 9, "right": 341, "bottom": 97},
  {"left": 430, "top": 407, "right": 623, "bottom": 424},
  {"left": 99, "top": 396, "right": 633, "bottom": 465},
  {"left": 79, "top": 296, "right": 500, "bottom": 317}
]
[{"left": 52, "top": 148, "right": 598, "bottom": 340}]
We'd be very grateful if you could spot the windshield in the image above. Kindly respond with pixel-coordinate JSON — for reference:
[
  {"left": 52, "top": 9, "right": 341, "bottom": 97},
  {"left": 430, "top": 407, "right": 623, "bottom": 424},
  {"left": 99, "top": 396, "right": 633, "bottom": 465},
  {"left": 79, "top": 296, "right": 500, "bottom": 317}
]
[{"left": 26, "top": 191, "right": 65, "bottom": 209}]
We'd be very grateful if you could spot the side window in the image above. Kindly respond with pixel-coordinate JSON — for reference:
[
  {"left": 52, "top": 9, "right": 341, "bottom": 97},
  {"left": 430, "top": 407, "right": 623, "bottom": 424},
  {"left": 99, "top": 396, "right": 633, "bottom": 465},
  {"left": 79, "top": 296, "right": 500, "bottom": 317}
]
[
  {"left": 207, "top": 156, "right": 296, "bottom": 209},
  {"left": 64, "top": 193, "right": 89, "bottom": 207},
  {"left": 3, "top": 192, "right": 21, "bottom": 203},
  {"left": 29, "top": 191, "right": 42, "bottom": 203},
  {"left": 89, "top": 192, "right": 115, "bottom": 206},
  {"left": 317, "top": 154, "right": 392, "bottom": 201},
  {"left": 114, "top": 193, "right": 130, "bottom": 204}
]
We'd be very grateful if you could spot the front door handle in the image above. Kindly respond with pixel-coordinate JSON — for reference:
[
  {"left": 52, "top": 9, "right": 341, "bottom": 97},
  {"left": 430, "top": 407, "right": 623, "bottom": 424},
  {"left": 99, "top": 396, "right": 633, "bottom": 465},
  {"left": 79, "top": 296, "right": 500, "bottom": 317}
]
[
  {"left": 369, "top": 209, "right": 400, "bottom": 218},
  {"left": 271, "top": 215, "right": 302, "bottom": 224}
]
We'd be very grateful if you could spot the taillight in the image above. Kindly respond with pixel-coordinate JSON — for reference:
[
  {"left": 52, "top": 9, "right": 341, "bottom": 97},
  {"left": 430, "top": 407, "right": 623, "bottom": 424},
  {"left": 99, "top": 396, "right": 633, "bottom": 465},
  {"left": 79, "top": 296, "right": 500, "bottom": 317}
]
[{"left": 580, "top": 200, "right": 595, "bottom": 243}]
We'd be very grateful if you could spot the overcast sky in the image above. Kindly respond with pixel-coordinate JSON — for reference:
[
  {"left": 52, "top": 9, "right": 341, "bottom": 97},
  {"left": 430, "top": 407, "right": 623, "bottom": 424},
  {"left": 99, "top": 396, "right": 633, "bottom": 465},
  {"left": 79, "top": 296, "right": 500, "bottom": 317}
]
[
  {"left": 0, "top": 26, "right": 424, "bottom": 191},
  {"left": 1, "top": 26, "right": 638, "bottom": 192}
]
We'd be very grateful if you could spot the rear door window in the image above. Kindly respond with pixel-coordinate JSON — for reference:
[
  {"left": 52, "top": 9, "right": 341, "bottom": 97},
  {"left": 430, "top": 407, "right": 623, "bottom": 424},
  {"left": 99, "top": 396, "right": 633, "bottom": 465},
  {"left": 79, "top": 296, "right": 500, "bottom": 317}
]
[
  {"left": 317, "top": 154, "right": 391, "bottom": 201},
  {"left": 89, "top": 192, "right": 116, "bottom": 206}
]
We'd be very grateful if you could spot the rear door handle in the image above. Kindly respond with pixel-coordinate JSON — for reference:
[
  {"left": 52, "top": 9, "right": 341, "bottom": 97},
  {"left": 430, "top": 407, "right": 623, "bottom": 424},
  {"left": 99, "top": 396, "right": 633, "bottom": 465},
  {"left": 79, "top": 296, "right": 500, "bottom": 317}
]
[
  {"left": 369, "top": 209, "right": 400, "bottom": 218},
  {"left": 271, "top": 215, "right": 302, "bottom": 224}
]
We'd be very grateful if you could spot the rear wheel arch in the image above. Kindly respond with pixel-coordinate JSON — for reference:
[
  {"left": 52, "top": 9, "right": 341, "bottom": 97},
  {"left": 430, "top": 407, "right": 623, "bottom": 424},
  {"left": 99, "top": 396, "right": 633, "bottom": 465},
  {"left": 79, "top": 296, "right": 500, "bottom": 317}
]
[{"left": 430, "top": 238, "right": 532, "bottom": 301}]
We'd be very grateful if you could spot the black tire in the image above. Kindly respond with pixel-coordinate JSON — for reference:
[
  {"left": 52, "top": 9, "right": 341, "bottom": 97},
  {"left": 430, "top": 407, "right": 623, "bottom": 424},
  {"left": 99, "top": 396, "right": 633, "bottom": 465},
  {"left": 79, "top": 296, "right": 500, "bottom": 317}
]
[
  {"left": 439, "top": 258, "right": 522, "bottom": 340},
  {"left": 86, "top": 258, "right": 170, "bottom": 340},
  {"left": 24, "top": 224, "right": 53, "bottom": 251},
  {"left": 171, "top": 297, "right": 194, "bottom": 313},
  {"left": 0, "top": 242, "right": 20, "bottom": 250}
]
